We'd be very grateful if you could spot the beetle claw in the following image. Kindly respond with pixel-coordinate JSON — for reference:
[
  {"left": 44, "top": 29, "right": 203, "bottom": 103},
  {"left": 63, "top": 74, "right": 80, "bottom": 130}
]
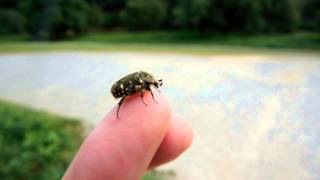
[
  {"left": 141, "top": 92, "right": 148, "bottom": 106},
  {"left": 155, "top": 87, "right": 161, "bottom": 93},
  {"left": 117, "top": 97, "right": 125, "bottom": 118},
  {"left": 150, "top": 90, "right": 158, "bottom": 104}
]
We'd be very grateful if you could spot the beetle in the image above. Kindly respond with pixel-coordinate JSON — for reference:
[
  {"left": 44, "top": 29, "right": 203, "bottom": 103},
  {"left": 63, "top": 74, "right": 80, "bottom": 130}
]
[{"left": 111, "top": 71, "right": 163, "bottom": 118}]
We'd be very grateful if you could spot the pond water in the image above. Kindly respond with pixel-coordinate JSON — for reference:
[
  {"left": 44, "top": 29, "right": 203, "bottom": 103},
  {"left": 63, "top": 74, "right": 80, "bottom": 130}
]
[{"left": 0, "top": 52, "right": 319, "bottom": 180}]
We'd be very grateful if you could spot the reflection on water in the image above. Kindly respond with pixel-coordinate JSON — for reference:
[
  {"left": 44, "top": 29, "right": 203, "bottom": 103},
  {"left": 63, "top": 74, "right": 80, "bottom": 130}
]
[{"left": 0, "top": 52, "right": 319, "bottom": 180}]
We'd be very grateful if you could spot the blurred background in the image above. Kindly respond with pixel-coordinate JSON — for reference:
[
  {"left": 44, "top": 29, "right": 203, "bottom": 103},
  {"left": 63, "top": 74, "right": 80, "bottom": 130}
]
[{"left": 0, "top": 0, "right": 319, "bottom": 180}]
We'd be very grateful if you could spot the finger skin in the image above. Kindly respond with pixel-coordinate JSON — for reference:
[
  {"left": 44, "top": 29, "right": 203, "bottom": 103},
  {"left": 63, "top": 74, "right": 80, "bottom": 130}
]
[
  {"left": 149, "top": 117, "right": 193, "bottom": 169},
  {"left": 63, "top": 91, "right": 170, "bottom": 180}
]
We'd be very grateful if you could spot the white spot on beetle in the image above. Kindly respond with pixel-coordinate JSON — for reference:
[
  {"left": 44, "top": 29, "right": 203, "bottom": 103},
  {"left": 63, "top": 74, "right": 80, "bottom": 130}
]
[
  {"left": 120, "top": 84, "right": 124, "bottom": 89},
  {"left": 135, "top": 85, "right": 142, "bottom": 90}
]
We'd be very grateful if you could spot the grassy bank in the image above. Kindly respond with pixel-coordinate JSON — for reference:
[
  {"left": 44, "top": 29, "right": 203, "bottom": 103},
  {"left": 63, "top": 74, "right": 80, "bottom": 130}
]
[
  {"left": 0, "top": 99, "right": 164, "bottom": 180},
  {"left": 76, "top": 31, "right": 320, "bottom": 49},
  {"left": 0, "top": 32, "right": 319, "bottom": 55},
  {"left": 0, "top": 99, "right": 84, "bottom": 179}
]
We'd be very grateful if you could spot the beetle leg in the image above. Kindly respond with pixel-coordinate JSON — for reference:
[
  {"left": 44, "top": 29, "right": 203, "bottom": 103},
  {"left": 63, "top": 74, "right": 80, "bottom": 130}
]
[
  {"left": 117, "top": 97, "right": 125, "bottom": 118},
  {"left": 154, "top": 86, "right": 161, "bottom": 93},
  {"left": 147, "top": 86, "right": 158, "bottom": 104},
  {"left": 150, "top": 90, "right": 158, "bottom": 104},
  {"left": 141, "top": 91, "right": 148, "bottom": 106}
]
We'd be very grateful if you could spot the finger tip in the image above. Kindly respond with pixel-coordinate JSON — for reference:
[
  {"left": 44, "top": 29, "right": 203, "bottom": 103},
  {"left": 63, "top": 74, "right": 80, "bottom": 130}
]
[
  {"left": 64, "top": 90, "right": 172, "bottom": 180},
  {"left": 175, "top": 117, "right": 193, "bottom": 150},
  {"left": 166, "top": 118, "right": 193, "bottom": 157},
  {"left": 148, "top": 117, "right": 193, "bottom": 168}
]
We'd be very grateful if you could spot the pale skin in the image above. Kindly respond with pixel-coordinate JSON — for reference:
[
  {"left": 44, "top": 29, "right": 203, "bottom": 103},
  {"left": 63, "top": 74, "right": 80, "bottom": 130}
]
[{"left": 63, "top": 90, "right": 193, "bottom": 180}]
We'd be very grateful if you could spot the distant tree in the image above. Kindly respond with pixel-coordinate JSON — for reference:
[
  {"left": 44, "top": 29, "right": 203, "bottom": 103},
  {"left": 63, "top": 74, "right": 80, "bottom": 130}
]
[
  {"left": 0, "top": 0, "right": 309, "bottom": 37},
  {"left": 172, "top": 0, "right": 263, "bottom": 33},
  {"left": 163, "top": 0, "right": 179, "bottom": 29},
  {"left": 89, "top": 0, "right": 125, "bottom": 11},
  {"left": 86, "top": 3, "right": 105, "bottom": 31},
  {"left": 19, "top": 0, "right": 62, "bottom": 40},
  {"left": 260, "top": 0, "right": 301, "bottom": 32},
  {"left": 89, "top": 0, "right": 126, "bottom": 28},
  {"left": 54, "top": 0, "right": 89, "bottom": 38},
  {"left": 0, "top": 0, "right": 20, "bottom": 8},
  {"left": 124, "top": 0, "right": 167, "bottom": 30},
  {"left": 301, "top": 0, "right": 320, "bottom": 31},
  {"left": 218, "top": 0, "right": 263, "bottom": 33},
  {"left": 0, "top": 9, "right": 26, "bottom": 34},
  {"left": 20, "top": 0, "right": 90, "bottom": 40},
  {"left": 172, "top": 0, "right": 210, "bottom": 30}
]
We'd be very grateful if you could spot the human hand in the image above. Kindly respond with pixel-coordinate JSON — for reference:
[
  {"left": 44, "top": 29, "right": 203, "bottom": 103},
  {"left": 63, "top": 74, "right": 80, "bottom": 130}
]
[{"left": 63, "top": 91, "right": 193, "bottom": 180}]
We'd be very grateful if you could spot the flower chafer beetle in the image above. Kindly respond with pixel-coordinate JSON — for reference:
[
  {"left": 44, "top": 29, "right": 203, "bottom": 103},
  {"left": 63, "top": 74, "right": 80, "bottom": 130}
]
[{"left": 111, "top": 71, "right": 163, "bottom": 118}]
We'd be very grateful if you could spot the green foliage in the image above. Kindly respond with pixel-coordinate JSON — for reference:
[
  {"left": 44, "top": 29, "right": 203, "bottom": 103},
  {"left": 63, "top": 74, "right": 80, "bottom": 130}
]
[
  {"left": 172, "top": 0, "right": 210, "bottom": 29},
  {"left": 20, "top": 0, "right": 90, "bottom": 40},
  {"left": 0, "top": 100, "right": 84, "bottom": 180},
  {"left": 19, "top": 0, "right": 62, "bottom": 40},
  {"left": 91, "top": 0, "right": 125, "bottom": 11},
  {"left": 55, "top": 0, "right": 89, "bottom": 39},
  {"left": 0, "top": 9, "right": 26, "bottom": 34},
  {"left": 0, "top": 0, "right": 20, "bottom": 8},
  {"left": 204, "top": 0, "right": 263, "bottom": 33},
  {"left": 124, "top": 0, "right": 167, "bottom": 30},
  {"left": 86, "top": 3, "right": 105, "bottom": 31},
  {"left": 260, "top": 0, "right": 301, "bottom": 32},
  {"left": 90, "top": 0, "right": 126, "bottom": 28},
  {"left": 218, "top": 0, "right": 264, "bottom": 33},
  {"left": 301, "top": 0, "right": 320, "bottom": 31},
  {"left": 104, "top": 12, "right": 122, "bottom": 28},
  {"left": 0, "top": 0, "right": 318, "bottom": 38},
  {"left": 172, "top": 0, "right": 298, "bottom": 33}
]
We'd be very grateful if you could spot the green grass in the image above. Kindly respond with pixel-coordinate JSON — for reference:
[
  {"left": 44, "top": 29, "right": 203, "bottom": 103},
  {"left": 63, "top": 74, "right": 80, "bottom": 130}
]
[
  {"left": 142, "top": 170, "right": 176, "bottom": 180},
  {"left": 0, "top": 41, "right": 270, "bottom": 55},
  {"left": 0, "top": 31, "right": 319, "bottom": 55},
  {"left": 142, "top": 173, "right": 163, "bottom": 180},
  {"left": 0, "top": 99, "right": 84, "bottom": 180},
  {"left": 76, "top": 31, "right": 320, "bottom": 50},
  {"left": 0, "top": 99, "right": 167, "bottom": 180}
]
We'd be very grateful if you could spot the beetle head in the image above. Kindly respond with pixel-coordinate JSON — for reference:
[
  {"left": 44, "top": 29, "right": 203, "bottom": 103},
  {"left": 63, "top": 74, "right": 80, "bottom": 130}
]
[{"left": 154, "top": 79, "right": 163, "bottom": 88}]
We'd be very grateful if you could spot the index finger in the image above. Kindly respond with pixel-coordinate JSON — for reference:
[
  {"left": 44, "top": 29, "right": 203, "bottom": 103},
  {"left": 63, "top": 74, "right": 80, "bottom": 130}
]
[{"left": 63, "top": 90, "right": 170, "bottom": 180}]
